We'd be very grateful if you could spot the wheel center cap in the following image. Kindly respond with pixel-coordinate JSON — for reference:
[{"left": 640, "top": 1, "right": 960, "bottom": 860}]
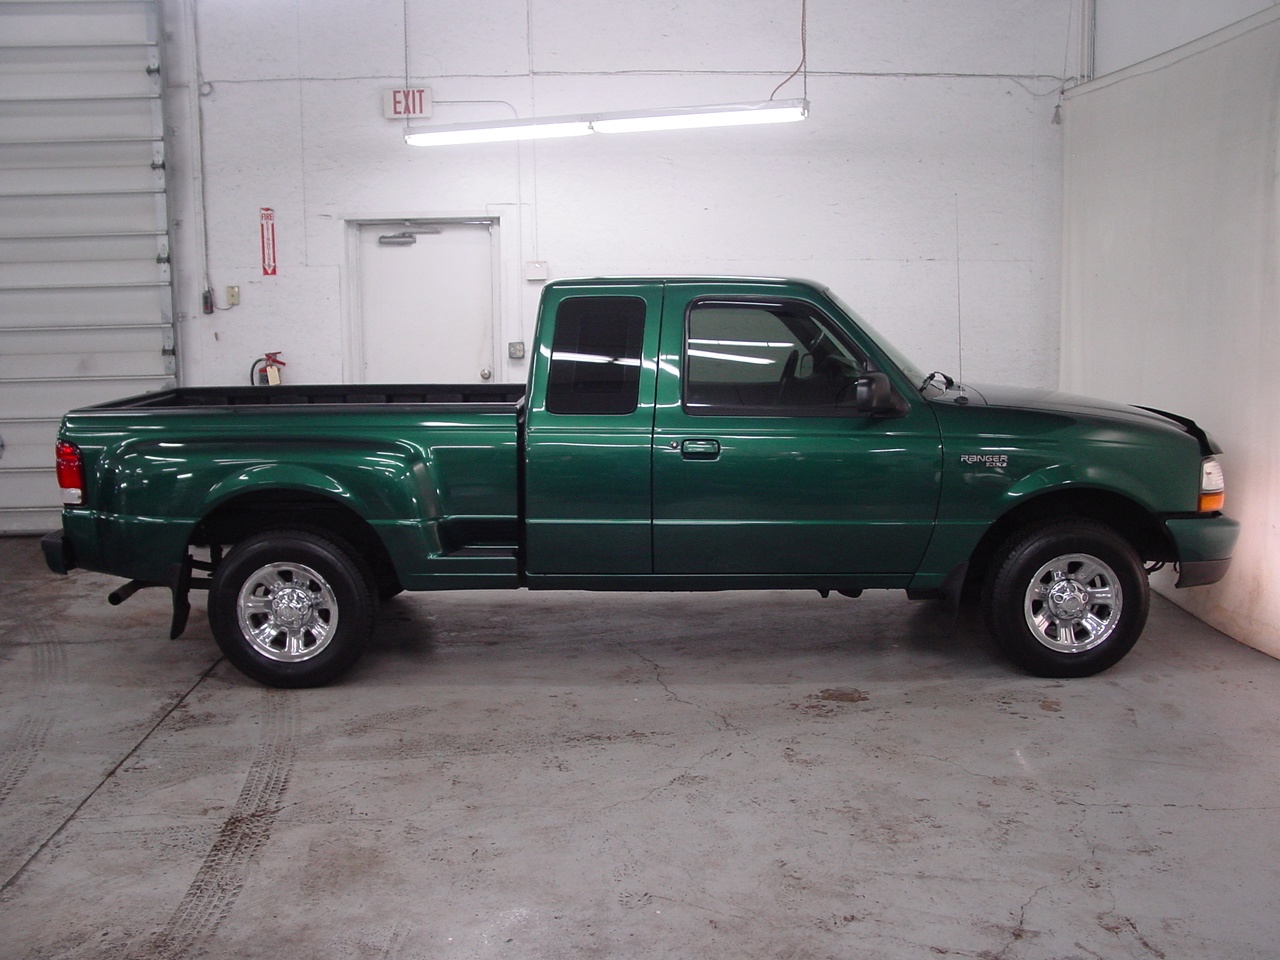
[
  {"left": 272, "top": 587, "right": 312, "bottom": 626},
  {"left": 1048, "top": 580, "right": 1088, "bottom": 619}
]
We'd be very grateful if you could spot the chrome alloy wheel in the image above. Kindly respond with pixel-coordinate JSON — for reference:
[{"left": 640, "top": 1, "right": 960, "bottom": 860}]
[
  {"left": 236, "top": 561, "right": 339, "bottom": 662},
  {"left": 1023, "top": 552, "right": 1123, "bottom": 654}
]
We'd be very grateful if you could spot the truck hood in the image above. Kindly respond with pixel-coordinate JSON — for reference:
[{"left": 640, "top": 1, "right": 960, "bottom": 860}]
[{"left": 959, "top": 383, "right": 1217, "bottom": 454}]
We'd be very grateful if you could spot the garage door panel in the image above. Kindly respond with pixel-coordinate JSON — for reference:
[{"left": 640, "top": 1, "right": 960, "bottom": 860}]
[
  {"left": 0, "top": 509, "right": 59, "bottom": 534},
  {"left": 0, "top": 258, "right": 169, "bottom": 290},
  {"left": 0, "top": 326, "right": 165, "bottom": 355},
  {"left": 0, "top": 165, "right": 165, "bottom": 198},
  {"left": 0, "top": 140, "right": 158, "bottom": 172},
  {"left": 0, "top": 286, "right": 170, "bottom": 328},
  {"left": 0, "top": 377, "right": 173, "bottom": 420},
  {"left": 0, "top": 0, "right": 170, "bottom": 533},
  {"left": 0, "top": 42, "right": 157, "bottom": 88},
  {"left": 0, "top": 470, "right": 60, "bottom": 510},
  {"left": 0, "top": 350, "right": 168, "bottom": 382},
  {"left": 0, "top": 66, "right": 159, "bottom": 104},
  {"left": 0, "top": 234, "right": 164, "bottom": 265},
  {"left": 0, "top": 98, "right": 160, "bottom": 144},
  {"left": 1, "top": 4, "right": 153, "bottom": 47},
  {"left": 0, "top": 193, "right": 165, "bottom": 237},
  {"left": 0, "top": 421, "right": 59, "bottom": 471}
]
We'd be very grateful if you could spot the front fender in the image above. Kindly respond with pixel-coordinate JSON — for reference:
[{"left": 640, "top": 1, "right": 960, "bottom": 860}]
[{"left": 1001, "top": 462, "right": 1170, "bottom": 515}]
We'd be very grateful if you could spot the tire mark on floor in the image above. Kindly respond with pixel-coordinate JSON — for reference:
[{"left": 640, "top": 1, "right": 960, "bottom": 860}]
[
  {"left": 149, "top": 691, "right": 296, "bottom": 958},
  {"left": 0, "top": 633, "right": 66, "bottom": 807},
  {"left": 0, "top": 718, "right": 52, "bottom": 807},
  {"left": 29, "top": 640, "right": 68, "bottom": 686}
]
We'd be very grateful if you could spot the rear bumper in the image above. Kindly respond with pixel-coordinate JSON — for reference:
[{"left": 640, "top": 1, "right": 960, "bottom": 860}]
[
  {"left": 1164, "top": 514, "right": 1240, "bottom": 588},
  {"left": 42, "top": 529, "right": 74, "bottom": 575}
]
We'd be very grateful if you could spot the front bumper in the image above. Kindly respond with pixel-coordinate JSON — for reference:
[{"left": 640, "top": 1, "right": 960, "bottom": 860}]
[{"left": 1164, "top": 514, "right": 1240, "bottom": 588}]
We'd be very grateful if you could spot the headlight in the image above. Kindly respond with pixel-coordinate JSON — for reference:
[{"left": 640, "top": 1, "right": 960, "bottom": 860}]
[{"left": 1198, "top": 456, "right": 1225, "bottom": 513}]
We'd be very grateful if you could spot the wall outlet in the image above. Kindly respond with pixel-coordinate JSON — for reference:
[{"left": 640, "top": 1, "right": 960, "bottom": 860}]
[
  {"left": 226, "top": 285, "right": 240, "bottom": 306},
  {"left": 508, "top": 341, "right": 526, "bottom": 359}
]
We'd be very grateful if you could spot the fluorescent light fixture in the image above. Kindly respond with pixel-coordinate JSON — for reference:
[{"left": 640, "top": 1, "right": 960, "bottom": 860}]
[
  {"left": 592, "top": 99, "right": 808, "bottom": 133},
  {"left": 405, "top": 119, "right": 592, "bottom": 147},
  {"left": 405, "top": 99, "right": 808, "bottom": 147}
]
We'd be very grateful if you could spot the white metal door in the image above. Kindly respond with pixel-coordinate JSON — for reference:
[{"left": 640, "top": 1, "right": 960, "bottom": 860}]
[
  {"left": 0, "top": 0, "right": 174, "bottom": 534},
  {"left": 355, "top": 220, "right": 496, "bottom": 384}
]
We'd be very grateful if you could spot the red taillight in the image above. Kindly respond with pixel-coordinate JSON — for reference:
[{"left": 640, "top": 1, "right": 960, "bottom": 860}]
[{"left": 55, "top": 440, "right": 85, "bottom": 505}]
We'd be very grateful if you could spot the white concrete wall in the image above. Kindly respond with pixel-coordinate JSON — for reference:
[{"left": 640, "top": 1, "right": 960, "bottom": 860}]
[
  {"left": 162, "top": 0, "right": 1078, "bottom": 389},
  {"left": 1094, "top": 0, "right": 1277, "bottom": 75},
  {"left": 1062, "top": 8, "right": 1280, "bottom": 658}
]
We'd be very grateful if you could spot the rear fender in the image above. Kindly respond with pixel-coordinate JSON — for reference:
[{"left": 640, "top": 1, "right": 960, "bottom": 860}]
[{"left": 225, "top": 444, "right": 442, "bottom": 506}]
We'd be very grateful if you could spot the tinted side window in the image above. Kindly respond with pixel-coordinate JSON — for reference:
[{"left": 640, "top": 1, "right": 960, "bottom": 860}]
[
  {"left": 684, "top": 301, "right": 868, "bottom": 416},
  {"left": 546, "top": 296, "right": 646, "bottom": 415}
]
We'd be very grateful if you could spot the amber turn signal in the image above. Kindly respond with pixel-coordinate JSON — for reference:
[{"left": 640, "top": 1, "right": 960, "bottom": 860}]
[
  {"left": 1198, "top": 491, "right": 1226, "bottom": 513},
  {"left": 1198, "top": 457, "right": 1225, "bottom": 513}
]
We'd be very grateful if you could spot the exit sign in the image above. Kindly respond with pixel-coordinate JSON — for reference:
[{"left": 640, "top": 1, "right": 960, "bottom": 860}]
[{"left": 383, "top": 88, "right": 432, "bottom": 119}]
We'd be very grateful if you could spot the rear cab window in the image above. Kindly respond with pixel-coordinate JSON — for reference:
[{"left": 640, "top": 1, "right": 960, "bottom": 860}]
[{"left": 545, "top": 296, "right": 647, "bottom": 415}]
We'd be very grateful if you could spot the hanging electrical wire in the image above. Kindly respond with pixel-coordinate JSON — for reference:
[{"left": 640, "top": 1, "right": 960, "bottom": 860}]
[{"left": 770, "top": 0, "right": 808, "bottom": 100}]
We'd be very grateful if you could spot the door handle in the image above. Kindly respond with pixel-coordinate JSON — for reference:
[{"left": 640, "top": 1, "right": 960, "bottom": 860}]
[{"left": 681, "top": 439, "right": 720, "bottom": 460}]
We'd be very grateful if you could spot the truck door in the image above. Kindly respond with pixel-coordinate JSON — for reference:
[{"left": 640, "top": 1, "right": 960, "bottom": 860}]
[
  {"left": 524, "top": 283, "right": 663, "bottom": 575},
  {"left": 652, "top": 285, "right": 941, "bottom": 576}
]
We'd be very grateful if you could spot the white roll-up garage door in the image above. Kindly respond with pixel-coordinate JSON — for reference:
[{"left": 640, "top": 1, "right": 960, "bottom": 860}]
[{"left": 0, "top": 0, "right": 175, "bottom": 534}]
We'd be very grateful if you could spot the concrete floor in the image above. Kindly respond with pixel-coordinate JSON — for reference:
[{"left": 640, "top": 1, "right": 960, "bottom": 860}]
[{"left": 1, "top": 536, "right": 1278, "bottom": 959}]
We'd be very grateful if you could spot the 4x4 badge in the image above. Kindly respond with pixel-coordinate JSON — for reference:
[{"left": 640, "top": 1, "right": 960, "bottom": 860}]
[{"left": 961, "top": 454, "right": 1009, "bottom": 468}]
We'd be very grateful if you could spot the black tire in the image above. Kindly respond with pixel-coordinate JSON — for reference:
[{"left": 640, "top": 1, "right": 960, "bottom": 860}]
[
  {"left": 208, "top": 530, "right": 375, "bottom": 688},
  {"left": 982, "top": 521, "right": 1149, "bottom": 678}
]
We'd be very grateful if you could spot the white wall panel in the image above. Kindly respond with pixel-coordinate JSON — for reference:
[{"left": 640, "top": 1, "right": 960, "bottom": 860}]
[
  {"left": 1094, "top": 0, "right": 1277, "bottom": 75},
  {"left": 198, "top": 80, "right": 305, "bottom": 270},
  {"left": 406, "top": 0, "right": 530, "bottom": 79},
  {"left": 190, "top": 0, "right": 300, "bottom": 82},
  {"left": 298, "top": 0, "right": 411, "bottom": 81},
  {"left": 186, "top": 267, "right": 343, "bottom": 386},
  {"left": 169, "top": 0, "right": 1074, "bottom": 395},
  {"left": 1062, "top": 8, "right": 1280, "bottom": 658}
]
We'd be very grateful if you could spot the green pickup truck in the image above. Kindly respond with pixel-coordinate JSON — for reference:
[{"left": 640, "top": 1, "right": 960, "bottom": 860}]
[{"left": 43, "top": 277, "right": 1239, "bottom": 687}]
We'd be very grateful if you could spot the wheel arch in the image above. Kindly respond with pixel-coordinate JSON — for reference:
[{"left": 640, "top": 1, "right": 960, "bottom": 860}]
[
  {"left": 965, "top": 488, "right": 1175, "bottom": 593},
  {"left": 191, "top": 489, "right": 401, "bottom": 596}
]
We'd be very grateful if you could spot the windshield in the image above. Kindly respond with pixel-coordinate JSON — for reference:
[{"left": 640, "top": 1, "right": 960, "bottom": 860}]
[{"left": 824, "top": 289, "right": 929, "bottom": 392}]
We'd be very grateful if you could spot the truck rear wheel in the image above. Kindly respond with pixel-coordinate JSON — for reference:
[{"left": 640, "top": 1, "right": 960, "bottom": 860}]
[
  {"left": 983, "top": 521, "right": 1149, "bottom": 678},
  {"left": 208, "top": 530, "right": 374, "bottom": 688}
]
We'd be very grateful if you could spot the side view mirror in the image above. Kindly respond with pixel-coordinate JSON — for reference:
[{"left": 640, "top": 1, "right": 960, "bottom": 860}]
[{"left": 854, "top": 373, "right": 908, "bottom": 417}]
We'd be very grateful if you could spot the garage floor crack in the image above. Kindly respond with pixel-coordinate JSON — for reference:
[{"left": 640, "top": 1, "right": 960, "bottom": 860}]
[{"left": 0, "top": 657, "right": 224, "bottom": 896}]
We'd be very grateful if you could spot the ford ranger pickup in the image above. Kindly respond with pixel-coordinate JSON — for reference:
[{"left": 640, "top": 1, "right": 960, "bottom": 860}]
[{"left": 42, "top": 278, "right": 1240, "bottom": 687}]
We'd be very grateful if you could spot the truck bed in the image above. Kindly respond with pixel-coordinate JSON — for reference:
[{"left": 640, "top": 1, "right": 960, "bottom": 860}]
[{"left": 86, "top": 383, "right": 527, "bottom": 410}]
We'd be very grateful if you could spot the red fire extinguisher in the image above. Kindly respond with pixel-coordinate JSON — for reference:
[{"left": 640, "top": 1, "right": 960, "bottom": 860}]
[{"left": 250, "top": 351, "right": 286, "bottom": 385}]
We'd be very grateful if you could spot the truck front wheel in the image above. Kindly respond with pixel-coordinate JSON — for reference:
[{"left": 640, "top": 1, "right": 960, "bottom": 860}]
[
  {"left": 983, "top": 521, "right": 1149, "bottom": 678},
  {"left": 208, "top": 530, "right": 374, "bottom": 688}
]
